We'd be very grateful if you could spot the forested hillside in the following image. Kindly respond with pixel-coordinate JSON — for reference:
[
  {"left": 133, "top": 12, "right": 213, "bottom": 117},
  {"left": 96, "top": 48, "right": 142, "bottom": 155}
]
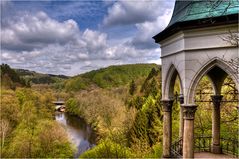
[
  {"left": 1, "top": 64, "right": 74, "bottom": 157},
  {"left": 1, "top": 64, "right": 29, "bottom": 89},
  {"left": 65, "top": 65, "right": 238, "bottom": 158},
  {"left": 1, "top": 64, "right": 68, "bottom": 89},
  {"left": 65, "top": 67, "right": 177, "bottom": 157},
  {"left": 64, "top": 64, "right": 159, "bottom": 91},
  {"left": 15, "top": 68, "right": 68, "bottom": 85},
  {"left": 1, "top": 63, "right": 163, "bottom": 158},
  {"left": 0, "top": 88, "right": 73, "bottom": 158},
  {"left": 1, "top": 63, "right": 237, "bottom": 158}
]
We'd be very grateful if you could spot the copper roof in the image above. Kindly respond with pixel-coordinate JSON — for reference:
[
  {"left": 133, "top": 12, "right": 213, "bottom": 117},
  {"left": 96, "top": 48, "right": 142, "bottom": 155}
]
[{"left": 153, "top": 0, "right": 239, "bottom": 43}]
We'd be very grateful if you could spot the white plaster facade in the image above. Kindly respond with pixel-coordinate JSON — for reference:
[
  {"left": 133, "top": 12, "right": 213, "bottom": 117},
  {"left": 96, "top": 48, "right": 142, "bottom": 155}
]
[{"left": 159, "top": 23, "right": 238, "bottom": 105}]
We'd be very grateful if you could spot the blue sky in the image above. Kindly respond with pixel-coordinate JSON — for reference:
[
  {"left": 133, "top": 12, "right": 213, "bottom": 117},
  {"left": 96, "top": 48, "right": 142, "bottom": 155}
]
[{"left": 1, "top": 0, "right": 175, "bottom": 76}]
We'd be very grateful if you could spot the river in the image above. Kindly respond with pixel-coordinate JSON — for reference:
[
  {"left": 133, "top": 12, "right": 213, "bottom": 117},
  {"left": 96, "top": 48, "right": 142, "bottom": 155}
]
[{"left": 55, "top": 112, "right": 96, "bottom": 157}]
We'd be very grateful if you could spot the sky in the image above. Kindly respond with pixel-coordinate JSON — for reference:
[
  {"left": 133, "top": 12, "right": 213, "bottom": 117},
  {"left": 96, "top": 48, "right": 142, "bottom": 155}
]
[{"left": 1, "top": 0, "right": 175, "bottom": 76}]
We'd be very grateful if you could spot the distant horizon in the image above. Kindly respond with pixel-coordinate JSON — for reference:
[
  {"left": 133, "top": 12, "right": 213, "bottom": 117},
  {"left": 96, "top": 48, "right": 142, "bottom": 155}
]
[
  {"left": 1, "top": 0, "right": 175, "bottom": 76},
  {"left": 2, "top": 62, "right": 161, "bottom": 77}
]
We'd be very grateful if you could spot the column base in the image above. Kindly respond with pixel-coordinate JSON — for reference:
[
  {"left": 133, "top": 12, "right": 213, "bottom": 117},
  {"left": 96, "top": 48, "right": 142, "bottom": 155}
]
[{"left": 211, "top": 144, "right": 222, "bottom": 154}]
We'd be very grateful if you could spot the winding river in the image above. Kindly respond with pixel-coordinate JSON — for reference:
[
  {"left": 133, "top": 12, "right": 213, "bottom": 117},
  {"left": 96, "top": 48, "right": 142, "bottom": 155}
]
[{"left": 55, "top": 113, "right": 96, "bottom": 157}]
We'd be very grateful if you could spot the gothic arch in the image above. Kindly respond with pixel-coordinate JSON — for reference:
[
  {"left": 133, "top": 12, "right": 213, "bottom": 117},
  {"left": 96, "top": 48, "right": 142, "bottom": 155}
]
[
  {"left": 164, "top": 64, "right": 184, "bottom": 100},
  {"left": 187, "top": 58, "right": 238, "bottom": 104}
]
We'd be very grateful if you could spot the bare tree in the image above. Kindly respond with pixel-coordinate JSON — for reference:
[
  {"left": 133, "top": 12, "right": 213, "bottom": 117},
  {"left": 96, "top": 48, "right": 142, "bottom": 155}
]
[
  {"left": 0, "top": 119, "right": 10, "bottom": 149},
  {"left": 207, "top": 0, "right": 239, "bottom": 47},
  {"left": 221, "top": 31, "right": 239, "bottom": 47}
]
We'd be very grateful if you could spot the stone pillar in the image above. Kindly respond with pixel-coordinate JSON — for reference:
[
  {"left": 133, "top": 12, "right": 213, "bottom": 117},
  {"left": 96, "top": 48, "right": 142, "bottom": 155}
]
[
  {"left": 162, "top": 99, "right": 174, "bottom": 158},
  {"left": 211, "top": 95, "right": 223, "bottom": 154},
  {"left": 179, "top": 96, "right": 184, "bottom": 139},
  {"left": 182, "top": 104, "right": 197, "bottom": 159}
]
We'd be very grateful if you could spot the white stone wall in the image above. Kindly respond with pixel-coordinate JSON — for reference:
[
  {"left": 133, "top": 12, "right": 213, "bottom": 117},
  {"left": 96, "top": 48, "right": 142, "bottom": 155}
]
[{"left": 159, "top": 24, "right": 238, "bottom": 104}]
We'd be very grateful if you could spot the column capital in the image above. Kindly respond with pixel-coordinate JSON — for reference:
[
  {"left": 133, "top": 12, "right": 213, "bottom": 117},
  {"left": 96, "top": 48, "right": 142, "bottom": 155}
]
[
  {"left": 211, "top": 95, "right": 223, "bottom": 108},
  {"left": 182, "top": 104, "right": 197, "bottom": 120},
  {"left": 161, "top": 99, "right": 174, "bottom": 112}
]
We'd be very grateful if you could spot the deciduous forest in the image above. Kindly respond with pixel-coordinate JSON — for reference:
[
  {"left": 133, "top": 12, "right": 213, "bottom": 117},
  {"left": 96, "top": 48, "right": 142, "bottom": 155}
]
[{"left": 1, "top": 63, "right": 238, "bottom": 158}]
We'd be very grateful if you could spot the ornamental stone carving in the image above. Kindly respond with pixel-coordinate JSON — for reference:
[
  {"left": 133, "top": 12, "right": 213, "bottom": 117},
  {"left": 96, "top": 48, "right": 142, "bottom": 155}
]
[
  {"left": 182, "top": 105, "right": 197, "bottom": 120},
  {"left": 161, "top": 100, "right": 174, "bottom": 112}
]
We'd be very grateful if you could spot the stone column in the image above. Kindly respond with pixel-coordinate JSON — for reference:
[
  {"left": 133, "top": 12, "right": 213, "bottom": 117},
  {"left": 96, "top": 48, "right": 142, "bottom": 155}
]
[
  {"left": 211, "top": 95, "right": 223, "bottom": 154},
  {"left": 182, "top": 104, "right": 197, "bottom": 159},
  {"left": 179, "top": 96, "right": 184, "bottom": 139},
  {"left": 162, "top": 99, "right": 174, "bottom": 158}
]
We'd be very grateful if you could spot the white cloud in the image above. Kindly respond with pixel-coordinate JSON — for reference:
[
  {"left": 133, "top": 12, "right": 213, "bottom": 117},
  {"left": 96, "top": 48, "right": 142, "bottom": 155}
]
[
  {"left": 1, "top": 0, "right": 175, "bottom": 76},
  {"left": 1, "top": 11, "right": 80, "bottom": 51},
  {"left": 129, "top": 9, "right": 173, "bottom": 49},
  {"left": 103, "top": 0, "right": 174, "bottom": 27},
  {"left": 103, "top": 0, "right": 175, "bottom": 50},
  {"left": 82, "top": 29, "right": 108, "bottom": 55}
]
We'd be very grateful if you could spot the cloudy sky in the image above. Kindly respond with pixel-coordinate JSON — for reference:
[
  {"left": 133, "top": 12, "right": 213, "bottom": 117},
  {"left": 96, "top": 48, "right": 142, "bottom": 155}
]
[{"left": 1, "top": 0, "right": 175, "bottom": 76}]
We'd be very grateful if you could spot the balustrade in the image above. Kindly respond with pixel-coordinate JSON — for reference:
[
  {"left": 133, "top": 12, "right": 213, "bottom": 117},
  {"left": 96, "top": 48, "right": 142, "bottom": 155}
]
[{"left": 171, "top": 136, "right": 238, "bottom": 158}]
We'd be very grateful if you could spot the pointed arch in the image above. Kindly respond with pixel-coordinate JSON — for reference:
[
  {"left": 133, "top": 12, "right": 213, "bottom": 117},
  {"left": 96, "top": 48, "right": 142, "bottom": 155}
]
[
  {"left": 187, "top": 58, "right": 238, "bottom": 104},
  {"left": 164, "top": 64, "right": 184, "bottom": 100}
]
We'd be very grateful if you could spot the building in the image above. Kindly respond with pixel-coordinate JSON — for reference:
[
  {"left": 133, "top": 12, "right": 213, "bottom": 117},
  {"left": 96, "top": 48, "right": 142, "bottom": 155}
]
[{"left": 153, "top": 0, "right": 238, "bottom": 158}]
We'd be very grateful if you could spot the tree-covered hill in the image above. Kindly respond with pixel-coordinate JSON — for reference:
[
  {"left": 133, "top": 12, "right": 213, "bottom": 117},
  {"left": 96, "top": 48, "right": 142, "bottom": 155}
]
[
  {"left": 64, "top": 64, "right": 160, "bottom": 91},
  {"left": 1, "top": 64, "right": 69, "bottom": 89},
  {"left": 1, "top": 63, "right": 160, "bottom": 91},
  {"left": 15, "top": 69, "right": 69, "bottom": 85},
  {"left": 0, "top": 64, "right": 28, "bottom": 89},
  {"left": 66, "top": 65, "right": 165, "bottom": 157}
]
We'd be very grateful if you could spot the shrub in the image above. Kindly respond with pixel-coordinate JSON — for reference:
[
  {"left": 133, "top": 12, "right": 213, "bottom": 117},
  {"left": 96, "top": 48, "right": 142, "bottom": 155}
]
[{"left": 80, "top": 138, "right": 134, "bottom": 158}]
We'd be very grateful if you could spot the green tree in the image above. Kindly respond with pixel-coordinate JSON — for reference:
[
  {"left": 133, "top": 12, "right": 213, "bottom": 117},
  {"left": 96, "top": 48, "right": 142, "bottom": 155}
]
[
  {"left": 1, "top": 88, "right": 74, "bottom": 158},
  {"left": 66, "top": 98, "right": 80, "bottom": 115},
  {"left": 80, "top": 138, "right": 133, "bottom": 158},
  {"left": 130, "top": 110, "right": 149, "bottom": 144},
  {"left": 129, "top": 96, "right": 145, "bottom": 110},
  {"left": 129, "top": 80, "right": 136, "bottom": 95},
  {"left": 0, "top": 64, "right": 27, "bottom": 88}
]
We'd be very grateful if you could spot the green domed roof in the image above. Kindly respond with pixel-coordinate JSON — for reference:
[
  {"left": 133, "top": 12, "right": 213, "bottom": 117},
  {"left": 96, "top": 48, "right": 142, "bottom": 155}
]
[
  {"left": 168, "top": 0, "right": 239, "bottom": 27},
  {"left": 153, "top": 0, "right": 239, "bottom": 43}
]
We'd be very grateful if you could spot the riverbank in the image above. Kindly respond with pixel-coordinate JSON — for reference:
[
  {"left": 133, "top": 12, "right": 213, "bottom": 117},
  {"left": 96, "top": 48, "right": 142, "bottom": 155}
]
[
  {"left": 1, "top": 88, "right": 74, "bottom": 158},
  {"left": 55, "top": 112, "right": 96, "bottom": 157},
  {"left": 64, "top": 89, "right": 139, "bottom": 158}
]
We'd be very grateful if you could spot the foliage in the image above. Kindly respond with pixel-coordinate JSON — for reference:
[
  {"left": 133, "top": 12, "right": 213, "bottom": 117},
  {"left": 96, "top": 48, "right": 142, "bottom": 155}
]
[
  {"left": 1, "top": 64, "right": 28, "bottom": 89},
  {"left": 2, "top": 62, "right": 238, "bottom": 158},
  {"left": 64, "top": 64, "right": 158, "bottom": 91},
  {"left": 194, "top": 76, "right": 238, "bottom": 139},
  {"left": 130, "top": 110, "right": 149, "bottom": 143},
  {"left": 129, "top": 95, "right": 163, "bottom": 147},
  {"left": 0, "top": 88, "right": 74, "bottom": 158},
  {"left": 69, "top": 64, "right": 237, "bottom": 158},
  {"left": 128, "top": 96, "right": 145, "bottom": 110},
  {"left": 140, "top": 67, "right": 161, "bottom": 97},
  {"left": 6, "top": 119, "right": 73, "bottom": 158},
  {"left": 80, "top": 138, "right": 133, "bottom": 158},
  {"left": 66, "top": 98, "right": 81, "bottom": 116},
  {"left": 66, "top": 89, "right": 130, "bottom": 138},
  {"left": 15, "top": 68, "right": 69, "bottom": 85},
  {"left": 123, "top": 67, "right": 164, "bottom": 157},
  {"left": 65, "top": 77, "right": 90, "bottom": 91},
  {"left": 129, "top": 80, "right": 136, "bottom": 95}
]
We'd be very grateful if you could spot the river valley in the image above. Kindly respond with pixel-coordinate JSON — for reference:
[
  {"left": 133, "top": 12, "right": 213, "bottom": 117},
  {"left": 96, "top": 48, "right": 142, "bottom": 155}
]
[{"left": 55, "top": 113, "right": 96, "bottom": 157}]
